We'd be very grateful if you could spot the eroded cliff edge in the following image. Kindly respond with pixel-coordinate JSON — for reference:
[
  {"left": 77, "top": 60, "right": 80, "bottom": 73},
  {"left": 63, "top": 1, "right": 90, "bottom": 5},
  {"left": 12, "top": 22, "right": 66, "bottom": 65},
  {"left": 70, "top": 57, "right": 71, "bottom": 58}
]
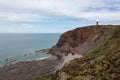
[
  {"left": 49, "top": 25, "right": 113, "bottom": 58},
  {"left": 0, "top": 25, "right": 119, "bottom": 80},
  {"left": 37, "top": 25, "right": 120, "bottom": 80}
]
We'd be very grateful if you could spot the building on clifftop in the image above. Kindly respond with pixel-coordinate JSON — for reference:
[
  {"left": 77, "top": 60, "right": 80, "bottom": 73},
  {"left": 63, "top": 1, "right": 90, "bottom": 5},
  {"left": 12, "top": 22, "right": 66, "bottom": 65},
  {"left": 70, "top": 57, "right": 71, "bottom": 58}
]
[{"left": 96, "top": 19, "right": 99, "bottom": 25}]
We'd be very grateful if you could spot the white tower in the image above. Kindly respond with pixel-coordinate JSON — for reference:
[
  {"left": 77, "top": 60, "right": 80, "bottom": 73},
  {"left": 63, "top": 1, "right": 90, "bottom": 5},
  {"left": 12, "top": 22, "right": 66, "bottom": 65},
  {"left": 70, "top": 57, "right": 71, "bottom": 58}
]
[{"left": 96, "top": 19, "right": 99, "bottom": 25}]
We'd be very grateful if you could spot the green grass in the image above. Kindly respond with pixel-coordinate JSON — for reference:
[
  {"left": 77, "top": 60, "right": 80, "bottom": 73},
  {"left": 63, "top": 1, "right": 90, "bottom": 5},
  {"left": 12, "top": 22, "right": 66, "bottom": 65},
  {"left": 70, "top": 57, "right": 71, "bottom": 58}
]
[
  {"left": 62, "top": 26, "right": 120, "bottom": 80},
  {"left": 36, "top": 26, "right": 120, "bottom": 80}
]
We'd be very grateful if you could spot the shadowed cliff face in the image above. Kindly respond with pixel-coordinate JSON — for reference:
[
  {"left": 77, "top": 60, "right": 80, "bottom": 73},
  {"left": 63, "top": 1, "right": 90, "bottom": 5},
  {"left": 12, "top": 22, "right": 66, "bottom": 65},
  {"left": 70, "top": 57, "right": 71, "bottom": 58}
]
[{"left": 49, "top": 25, "right": 113, "bottom": 58}]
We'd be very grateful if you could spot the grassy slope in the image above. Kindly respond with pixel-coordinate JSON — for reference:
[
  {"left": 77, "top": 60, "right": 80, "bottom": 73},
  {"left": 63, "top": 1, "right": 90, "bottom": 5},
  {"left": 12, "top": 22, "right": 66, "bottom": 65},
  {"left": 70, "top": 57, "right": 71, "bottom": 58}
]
[{"left": 36, "top": 26, "right": 120, "bottom": 80}]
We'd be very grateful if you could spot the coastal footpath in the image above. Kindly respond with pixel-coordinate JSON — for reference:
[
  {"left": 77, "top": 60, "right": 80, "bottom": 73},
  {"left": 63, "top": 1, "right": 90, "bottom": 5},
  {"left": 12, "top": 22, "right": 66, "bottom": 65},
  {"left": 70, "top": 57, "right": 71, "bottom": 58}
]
[{"left": 37, "top": 25, "right": 120, "bottom": 80}]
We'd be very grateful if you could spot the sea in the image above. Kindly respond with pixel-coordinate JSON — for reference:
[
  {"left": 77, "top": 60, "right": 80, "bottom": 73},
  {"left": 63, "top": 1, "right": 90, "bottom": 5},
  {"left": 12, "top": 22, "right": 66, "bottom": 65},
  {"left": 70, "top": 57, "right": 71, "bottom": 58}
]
[{"left": 0, "top": 33, "right": 61, "bottom": 67}]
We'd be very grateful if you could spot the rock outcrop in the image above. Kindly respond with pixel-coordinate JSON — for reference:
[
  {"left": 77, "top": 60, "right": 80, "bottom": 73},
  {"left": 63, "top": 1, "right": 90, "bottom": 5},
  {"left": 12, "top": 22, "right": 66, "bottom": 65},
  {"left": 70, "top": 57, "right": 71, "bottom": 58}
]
[
  {"left": 38, "top": 25, "right": 120, "bottom": 80},
  {"left": 0, "top": 58, "right": 60, "bottom": 80},
  {"left": 49, "top": 25, "right": 112, "bottom": 58}
]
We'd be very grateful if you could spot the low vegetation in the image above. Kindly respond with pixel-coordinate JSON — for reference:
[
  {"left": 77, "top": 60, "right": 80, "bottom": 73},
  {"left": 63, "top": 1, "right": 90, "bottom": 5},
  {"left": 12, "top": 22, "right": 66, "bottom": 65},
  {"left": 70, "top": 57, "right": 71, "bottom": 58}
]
[{"left": 37, "top": 26, "right": 120, "bottom": 80}]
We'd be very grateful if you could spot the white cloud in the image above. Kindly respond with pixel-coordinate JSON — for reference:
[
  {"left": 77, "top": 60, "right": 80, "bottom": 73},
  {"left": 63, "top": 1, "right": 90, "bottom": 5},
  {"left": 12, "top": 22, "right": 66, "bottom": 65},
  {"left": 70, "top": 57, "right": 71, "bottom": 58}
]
[
  {"left": 0, "top": 0, "right": 119, "bottom": 33},
  {"left": 0, "top": 0, "right": 119, "bottom": 21}
]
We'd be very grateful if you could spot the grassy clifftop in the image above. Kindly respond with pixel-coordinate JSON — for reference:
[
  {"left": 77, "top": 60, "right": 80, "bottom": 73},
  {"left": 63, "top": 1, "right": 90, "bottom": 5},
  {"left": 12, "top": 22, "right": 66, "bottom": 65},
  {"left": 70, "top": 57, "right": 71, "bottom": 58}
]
[{"left": 37, "top": 25, "right": 120, "bottom": 80}]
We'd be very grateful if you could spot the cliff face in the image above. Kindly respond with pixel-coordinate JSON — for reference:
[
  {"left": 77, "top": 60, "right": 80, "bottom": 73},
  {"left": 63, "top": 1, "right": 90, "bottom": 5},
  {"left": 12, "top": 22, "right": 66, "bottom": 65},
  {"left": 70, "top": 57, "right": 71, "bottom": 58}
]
[
  {"left": 37, "top": 25, "right": 120, "bottom": 80},
  {"left": 49, "top": 25, "right": 112, "bottom": 58}
]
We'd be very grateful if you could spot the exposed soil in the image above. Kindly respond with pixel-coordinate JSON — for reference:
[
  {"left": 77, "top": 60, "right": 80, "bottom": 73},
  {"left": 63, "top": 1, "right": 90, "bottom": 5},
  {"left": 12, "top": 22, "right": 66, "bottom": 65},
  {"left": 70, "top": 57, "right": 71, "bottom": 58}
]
[{"left": 49, "top": 25, "right": 112, "bottom": 58}]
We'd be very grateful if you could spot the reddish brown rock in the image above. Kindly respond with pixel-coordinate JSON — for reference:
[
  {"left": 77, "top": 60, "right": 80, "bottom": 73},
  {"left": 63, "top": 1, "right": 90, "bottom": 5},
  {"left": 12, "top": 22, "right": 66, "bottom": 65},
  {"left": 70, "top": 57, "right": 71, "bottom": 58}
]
[{"left": 49, "top": 25, "right": 112, "bottom": 58}]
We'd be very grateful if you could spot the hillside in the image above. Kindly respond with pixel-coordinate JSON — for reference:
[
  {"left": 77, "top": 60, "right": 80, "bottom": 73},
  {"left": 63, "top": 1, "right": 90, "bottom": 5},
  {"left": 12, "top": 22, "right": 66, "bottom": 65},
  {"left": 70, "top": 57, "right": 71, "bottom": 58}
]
[
  {"left": 37, "top": 25, "right": 120, "bottom": 80},
  {"left": 49, "top": 25, "right": 113, "bottom": 59}
]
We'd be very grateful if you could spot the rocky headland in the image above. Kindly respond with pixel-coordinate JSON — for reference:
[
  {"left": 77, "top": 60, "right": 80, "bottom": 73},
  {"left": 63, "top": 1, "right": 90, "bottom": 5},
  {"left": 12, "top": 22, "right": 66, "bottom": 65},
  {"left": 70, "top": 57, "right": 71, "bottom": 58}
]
[
  {"left": 0, "top": 25, "right": 120, "bottom": 80},
  {"left": 37, "top": 25, "right": 120, "bottom": 80},
  {"left": 49, "top": 25, "right": 112, "bottom": 58}
]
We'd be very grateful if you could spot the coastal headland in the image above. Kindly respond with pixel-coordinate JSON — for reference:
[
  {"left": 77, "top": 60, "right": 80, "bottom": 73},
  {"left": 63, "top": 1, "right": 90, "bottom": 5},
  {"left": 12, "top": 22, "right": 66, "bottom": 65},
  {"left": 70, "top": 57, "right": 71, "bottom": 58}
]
[{"left": 0, "top": 25, "right": 120, "bottom": 80}]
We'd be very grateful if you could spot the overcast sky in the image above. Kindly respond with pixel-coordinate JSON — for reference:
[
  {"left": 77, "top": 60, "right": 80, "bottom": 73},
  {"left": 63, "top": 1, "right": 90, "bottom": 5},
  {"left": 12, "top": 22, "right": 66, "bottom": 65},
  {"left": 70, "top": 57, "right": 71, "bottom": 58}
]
[{"left": 0, "top": 0, "right": 120, "bottom": 33}]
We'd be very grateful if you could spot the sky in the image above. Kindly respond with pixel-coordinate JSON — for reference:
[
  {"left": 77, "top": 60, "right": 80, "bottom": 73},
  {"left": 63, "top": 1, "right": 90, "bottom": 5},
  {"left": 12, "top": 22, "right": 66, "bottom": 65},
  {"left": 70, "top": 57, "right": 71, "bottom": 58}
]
[{"left": 0, "top": 0, "right": 120, "bottom": 33}]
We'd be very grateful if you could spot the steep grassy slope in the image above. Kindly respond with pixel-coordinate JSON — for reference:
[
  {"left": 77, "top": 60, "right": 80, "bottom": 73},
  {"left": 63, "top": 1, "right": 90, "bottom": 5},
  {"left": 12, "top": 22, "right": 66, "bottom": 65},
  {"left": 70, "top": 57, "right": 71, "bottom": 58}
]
[
  {"left": 58, "top": 26, "right": 120, "bottom": 80},
  {"left": 36, "top": 25, "right": 120, "bottom": 80}
]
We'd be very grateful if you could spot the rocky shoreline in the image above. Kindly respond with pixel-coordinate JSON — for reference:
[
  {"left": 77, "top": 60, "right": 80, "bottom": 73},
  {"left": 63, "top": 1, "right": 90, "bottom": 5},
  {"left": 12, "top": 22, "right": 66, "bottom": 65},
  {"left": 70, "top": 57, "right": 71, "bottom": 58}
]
[
  {"left": 35, "top": 48, "right": 50, "bottom": 53},
  {"left": 0, "top": 48, "right": 51, "bottom": 68},
  {"left": 0, "top": 56, "right": 61, "bottom": 80},
  {"left": 1, "top": 25, "right": 115, "bottom": 80},
  {"left": 0, "top": 49, "right": 82, "bottom": 80}
]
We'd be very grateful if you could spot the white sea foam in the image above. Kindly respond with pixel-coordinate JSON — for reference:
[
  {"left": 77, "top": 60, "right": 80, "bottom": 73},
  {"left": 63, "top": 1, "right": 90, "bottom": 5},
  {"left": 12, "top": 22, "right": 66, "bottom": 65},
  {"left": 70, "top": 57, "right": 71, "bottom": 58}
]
[{"left": 36, "top": 56, "right": 51, "bottom": 60}]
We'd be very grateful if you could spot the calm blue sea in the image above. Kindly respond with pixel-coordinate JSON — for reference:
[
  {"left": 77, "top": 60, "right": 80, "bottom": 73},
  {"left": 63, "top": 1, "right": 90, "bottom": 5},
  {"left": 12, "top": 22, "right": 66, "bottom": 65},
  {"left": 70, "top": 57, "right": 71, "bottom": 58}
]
[{"left": 0, "top": 33, "right": 61, "bottom": 67}]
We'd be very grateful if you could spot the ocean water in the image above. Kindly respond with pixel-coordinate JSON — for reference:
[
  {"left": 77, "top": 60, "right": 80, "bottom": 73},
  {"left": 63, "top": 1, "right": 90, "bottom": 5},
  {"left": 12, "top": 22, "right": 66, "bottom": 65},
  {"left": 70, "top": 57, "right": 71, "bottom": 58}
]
[{"left": 0, "top": 33, "right": 61, "bottom": 67}]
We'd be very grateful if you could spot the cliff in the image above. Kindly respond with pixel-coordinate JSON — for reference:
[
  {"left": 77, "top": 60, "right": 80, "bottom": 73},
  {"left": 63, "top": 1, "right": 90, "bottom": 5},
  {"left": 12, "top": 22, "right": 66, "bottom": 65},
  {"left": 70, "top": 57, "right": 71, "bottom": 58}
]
[
  {"left": 49, "top": 25, "right": 113, "bottom": 58},
  {"left": 37, "top": 25, "right": 120, "bottom": 80}
]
